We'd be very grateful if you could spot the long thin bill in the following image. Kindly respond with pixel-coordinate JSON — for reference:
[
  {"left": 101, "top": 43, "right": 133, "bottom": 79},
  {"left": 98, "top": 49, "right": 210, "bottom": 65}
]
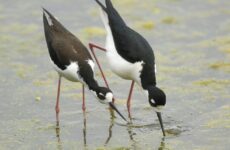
[
  {"left": 109, "top": 102, "right": 127, "bottom": 122},
  {"left": 156, "top": 112, "right": 166, "bottom": 136}
]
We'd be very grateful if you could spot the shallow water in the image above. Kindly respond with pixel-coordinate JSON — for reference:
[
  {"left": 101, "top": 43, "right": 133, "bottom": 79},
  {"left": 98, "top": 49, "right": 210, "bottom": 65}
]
[{"left": 0, "top": 0, "right": 229, "bottom": 149}]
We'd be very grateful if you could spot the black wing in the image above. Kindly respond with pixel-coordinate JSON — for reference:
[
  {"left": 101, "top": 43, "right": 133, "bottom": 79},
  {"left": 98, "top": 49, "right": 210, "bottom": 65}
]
[
  {"left": 43, "top": 8, "right": 99, "bottom": 89},
  {"left": 95, "top": 0, "right": 155, "bottom": 65},
  {"left": 43, "top": 8, "right": 92, "bottom": 69},
  {"left": 112, "top": 26, "right": 155, "bottom": 64},
  {"left": 95, "top": 0, "right": 157, "bottom": 88}
]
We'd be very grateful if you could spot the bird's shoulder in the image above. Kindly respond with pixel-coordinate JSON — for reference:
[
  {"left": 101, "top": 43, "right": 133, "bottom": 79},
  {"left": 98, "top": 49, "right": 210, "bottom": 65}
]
[
  {"left": 111, "top": 25, "right": 155, "bottom": 64},
  {"left": 50, "top": 34, "right": 92, "bottom": 65}
]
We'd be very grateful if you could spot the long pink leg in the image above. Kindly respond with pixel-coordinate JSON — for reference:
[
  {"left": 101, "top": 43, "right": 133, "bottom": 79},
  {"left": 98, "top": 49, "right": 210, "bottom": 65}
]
[
  {"left": 88, "top": 43, "right": 117, "bottom": 103},
  {"left": 55, "top": 76, "right": 61, "bottom": 124},
  {"left": 89, "top": 43, "right": 109, "bottom": 88},
  {"left": 82, "top": 84, "right": 86, "bottom": 112},
  {"left": 127, "top": 81, "right": 135, "bottom": 119},
  {"left": 89, "top": 43, "right": 135, "bottom": 110},
  {"left": 89, "top": 43, "right": 117, "bottom": 121}
]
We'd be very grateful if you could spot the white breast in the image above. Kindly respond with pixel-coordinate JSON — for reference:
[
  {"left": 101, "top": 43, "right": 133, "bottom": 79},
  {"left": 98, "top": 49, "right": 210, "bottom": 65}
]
[
  {"left": 100, "top": 8, "right": 143, "bottom": 84},
  {"left": 106, "top": 35, "right": 143, "bottom": 83},
  {"left": 51, "top": 61, "right": 81, "bottom": 82},
  {"left": 52, "top": 59, "right": 96, "bottom": 83}
]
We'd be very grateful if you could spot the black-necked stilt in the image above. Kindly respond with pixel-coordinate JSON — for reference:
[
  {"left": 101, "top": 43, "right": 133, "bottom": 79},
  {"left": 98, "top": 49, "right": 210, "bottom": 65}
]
[
  {"left": 90, "top": 0, "right": 166, "bottom": 136},
  {"left": 42, "top": 8, "right": 127, "bottom": 123}
]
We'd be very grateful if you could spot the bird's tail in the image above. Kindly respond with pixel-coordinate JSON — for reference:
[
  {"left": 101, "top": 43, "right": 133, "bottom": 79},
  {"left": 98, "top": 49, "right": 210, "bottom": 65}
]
[
  {"left": 95, "top": 0, "right": 107, "bottom": 13},
  {"left": 43, "top": 8, "right": 56, "bottom": 27},
  {"left": 94, "top": 0, "right": 108, "bottom": 27},
  {"left": 99, "top": 8, "right": 110, "bottom": 33},
  {"left": 43, "top": 8, "right": 55, "bottom": 40},
  {"left": 95, "top": 0, "right": 126, "bottom": 27},
  {"left": 43, "top": 8, "right": 69, "bottom": 34},
  {"left": 105, "top": 0, "right": 126, "bottom": 26}
]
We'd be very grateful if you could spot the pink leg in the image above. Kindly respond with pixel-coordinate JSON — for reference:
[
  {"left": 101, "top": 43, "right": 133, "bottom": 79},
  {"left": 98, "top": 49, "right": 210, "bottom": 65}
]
[
  {"left": 127, "top": 81, "right": 135, "bottom": 119},
  {"left": 89, "top": 43, "right": 109, "bottom": 88},
  {"left": 89, "top": 43, "right": 116, "bottom": 103},
  {"left": 82, "top": 84, "right": 86, "bottom": 112},
  {"left": 55, "top": 76, "right": 61, "bottom": 123},
  {"left": 89, "top": 43, "right": 136, "bottom": 116}
]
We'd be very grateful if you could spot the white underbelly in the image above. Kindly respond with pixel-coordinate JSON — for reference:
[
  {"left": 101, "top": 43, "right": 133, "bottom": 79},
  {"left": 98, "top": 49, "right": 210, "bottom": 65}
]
[
  {"left": 51, "top": 60, "right": 81, "bottom": 82},
  {"left": 106, "top": 51, "right": 142, "bottom": 80},
  {"left": 105, "top": 37, "right": 143, "bottom": 84}
]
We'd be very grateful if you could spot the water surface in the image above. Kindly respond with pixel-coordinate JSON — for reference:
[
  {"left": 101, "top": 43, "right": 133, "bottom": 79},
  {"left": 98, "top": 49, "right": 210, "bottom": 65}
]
[{"left": 0, "top": 0, "right": 229, "bottom": 149}]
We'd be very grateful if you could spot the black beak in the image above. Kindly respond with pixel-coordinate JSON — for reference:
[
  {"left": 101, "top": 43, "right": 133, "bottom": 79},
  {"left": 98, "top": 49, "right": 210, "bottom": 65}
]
[
  {"left": 109, "top": 102, "right": 127, "bottom": 122},
  {"left": 156, "top": 112, "right": 166, "bottom": 136}
]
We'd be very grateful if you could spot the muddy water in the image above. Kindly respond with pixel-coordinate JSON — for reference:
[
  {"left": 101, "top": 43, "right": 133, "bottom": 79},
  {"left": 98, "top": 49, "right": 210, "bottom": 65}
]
[{"left": 0, "top": 0, "right": 229, "bottom": 149}]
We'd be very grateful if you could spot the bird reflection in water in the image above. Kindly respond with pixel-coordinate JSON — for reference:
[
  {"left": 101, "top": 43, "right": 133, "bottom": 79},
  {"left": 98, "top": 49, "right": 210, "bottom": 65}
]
[
  {"left": 54, "top": 110, "right": 165, "bottom": 149},
  {"left": 55, "top": 121, "right": 63, "bottom": 150},
  {"left": 83, "top": 107, "right": 116, "bottom": 148},
  {"left": 158, "top": 137, "right": 166, "bottom": 150},
  {"left": 104, "top": 109, "right": 137, "bottom": 147},
  {"left": 83, "top": 112, "right": 87, "bottom": 149},
  {"left": 104, "top": 110, "right": 115, "bottom": 146},
  {"left": 127, "top": 126, "right": 137, "bottom": 148},
  {"left": 54, "top": 112, "right": 88, "bottom": 150}
]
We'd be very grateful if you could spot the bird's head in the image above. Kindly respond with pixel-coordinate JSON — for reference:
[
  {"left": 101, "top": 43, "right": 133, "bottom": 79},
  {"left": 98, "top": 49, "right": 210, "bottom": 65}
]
[
  {"left": 147, "top": 86, "right": 166, "bottom": 136},
  {"left": 96, "top": 87, "right": 127, "bottom": 122},
  {"left": 95, "top": 87, "right": 113, "bottom": 104},
  {"left": 148, "top": 86, "right": 166, "bottom": 110}
]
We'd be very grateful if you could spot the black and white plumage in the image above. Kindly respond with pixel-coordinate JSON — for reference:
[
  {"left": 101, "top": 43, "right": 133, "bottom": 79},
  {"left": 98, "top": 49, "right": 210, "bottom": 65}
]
[
  {"left": 94, "top": 0, "right": 166, "bottom": 136},
  {"left": 43, "top": 8, "right": 126, "bottom": 122}
]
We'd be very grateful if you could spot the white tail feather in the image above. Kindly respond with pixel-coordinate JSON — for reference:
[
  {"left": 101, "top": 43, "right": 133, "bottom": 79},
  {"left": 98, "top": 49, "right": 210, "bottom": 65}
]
[
  {"left": 44, "top": 11, "right": 53, "bottom": 26},
  {"left": 99, "top": 8, "right": 110, "bottom": 33}
]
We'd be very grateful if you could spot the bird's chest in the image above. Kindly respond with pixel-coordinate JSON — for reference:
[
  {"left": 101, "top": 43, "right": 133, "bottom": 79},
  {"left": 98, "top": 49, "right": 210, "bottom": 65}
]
[
  {"left": 105, "top": 36, "right": 143, "bottom": 82},
  {"left": 51, "top": 60, "right": 82, "bottom": 82}
]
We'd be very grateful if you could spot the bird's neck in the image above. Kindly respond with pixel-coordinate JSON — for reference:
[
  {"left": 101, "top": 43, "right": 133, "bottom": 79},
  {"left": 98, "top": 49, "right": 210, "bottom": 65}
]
[
  {"left": 147, "top": 85, "right": 157, "bottom": 93},
  {"left": 139, "top": 64, "right": 156, "bottom": 90},
  {"left": 85, "top": 79, "right": 100, "bottom": 93}
]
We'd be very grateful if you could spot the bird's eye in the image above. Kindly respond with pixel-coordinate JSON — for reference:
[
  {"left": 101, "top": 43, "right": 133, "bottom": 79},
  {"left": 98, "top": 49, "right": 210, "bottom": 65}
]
[
  {"left": 98, "top": 93, "right": 105, "bottom": 100},
  {"left": 150, "top": 99, "right": 155, "bottom": 104},
  {"left": 150, "top": 99, "right": 157, "bottom": 107}
]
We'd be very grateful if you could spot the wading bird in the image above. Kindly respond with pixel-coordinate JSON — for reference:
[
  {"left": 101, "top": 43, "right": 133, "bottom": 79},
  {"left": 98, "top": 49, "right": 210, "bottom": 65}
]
[
  {"left": 89, "top": 0, "right": 166, "bottom": 136},
  {"left": 43, "top": 8, "right": 126, "bottom": 123}
]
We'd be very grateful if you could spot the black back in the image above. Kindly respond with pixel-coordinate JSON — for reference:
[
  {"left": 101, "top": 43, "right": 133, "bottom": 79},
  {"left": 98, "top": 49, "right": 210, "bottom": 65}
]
[
  {"left": 43, "top": 8, "right": 98, "bottom": 89},
  {"left": 43, "top": 9, "right": 92, "bottom": 68},
  {"left": 95, "top": 0, "right": 156, "bottom": 89}
]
